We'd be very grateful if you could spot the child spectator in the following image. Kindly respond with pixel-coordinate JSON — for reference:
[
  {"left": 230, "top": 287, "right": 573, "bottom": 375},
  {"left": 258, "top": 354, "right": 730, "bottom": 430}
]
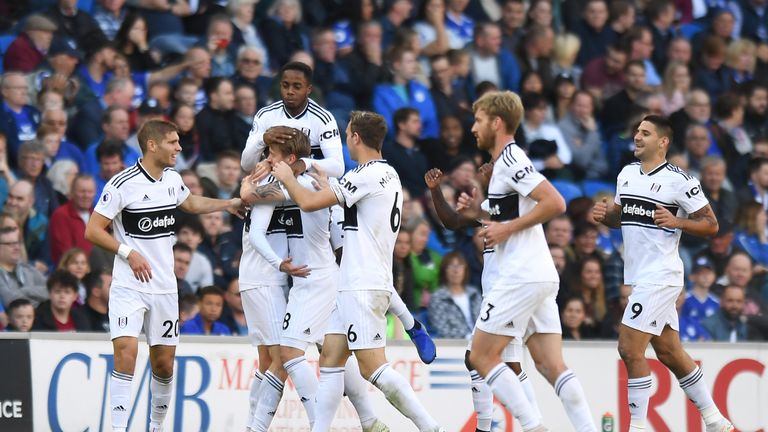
[
  {"left": 179, "top": 294, "right": 199, "bottom": 326},
  {"left": 180, "top": 286, "right": 231, "bottom": 336},
  {"left": 32, "top": 270, "right": 89, "bottom": 331},
  {"left": 7, "top": 298, "right": 34, "bottom": 331},
  {"left": 406, "top": 217, "right": 442, "bottom": 311},
  {"left": 81, "top": 270, "right": 110, "bottom": 332},
  {"left": 57, "top": 248, "right": 90, "bottom": 304},
  {"left": 682, "top": 256, "right": 720, "bottom": 326}
]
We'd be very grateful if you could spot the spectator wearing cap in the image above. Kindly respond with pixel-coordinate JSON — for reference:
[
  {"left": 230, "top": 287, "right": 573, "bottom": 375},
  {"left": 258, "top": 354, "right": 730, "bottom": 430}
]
[
  {"left": 83, "top": 106, "right": 137, "bottom": 175},
  {"left": 517, "top": 25, "right": 556, "bottom": 92},
  {"left": 574, "top": 0, "right": 616, "bottom": 66},
  {"left": 682, "top": 255, "right": 720, "bottom": 323},
  {"left": 0, "top": 226, "right": 48, "bottom": 308},
  {"left": 3, "top": 14, "right": 58, "bottom": 73},
  {"left": 69, "top": 77, "right": 134, "bottom": 149},
  {"left": 46, "top": 0, "right": 108, "bottom": 54},
  {"left": 92, "top": 0, "right": 127, "bottom": 40},
  {"left": 125, "top": 98, "right": 165, "bottom": 156},
  {"left": 35, "top": 37, "right": 84, "bottom": 107},
  {"left": 4, "top": 179, "right": 50, "bottom": 270},
  {"left": 49, "top": 174, "right": 96, "bottom": 264},
  {"left": 196, "top": 77, "right": 238, "bottom": 162},
  {"left": 557, "top": 90, "right": 608, "bottom": 180},
  {"left": 465, "top": 22, "right": 522, "bottom": 98},
  {"left": 0, "top": 72, "right": 41, "bottom": 165},
  {"left": 78, "top": 41, "right": 118, "bottom": 100}
]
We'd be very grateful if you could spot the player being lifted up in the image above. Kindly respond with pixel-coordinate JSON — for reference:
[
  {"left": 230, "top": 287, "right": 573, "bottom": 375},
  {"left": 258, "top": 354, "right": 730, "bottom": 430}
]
[
  {"left": 592, "top": 115, "right": 733, "bottom": 432},
  {"left": 272, "top": 112, "right": 444, "bottom": 432},
  {"left": 240, "top": 127, "right": 389, "bottom": 432},
  {"left": 85, "top": 120, "right": 245, "bottom": 432},
  {"left": 423, "top": 166, "right": 542, "bottom": 432},
  {"left": 458, "top": 91, "right": 596, "bottom": 432}
]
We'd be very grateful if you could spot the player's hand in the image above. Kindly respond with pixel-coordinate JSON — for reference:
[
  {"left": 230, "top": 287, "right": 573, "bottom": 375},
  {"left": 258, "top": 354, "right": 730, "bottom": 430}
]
[
  {"left": 456, "top": 187, "right": 482, "bottom": 219},
  {"left": 240, "top": 175, "right": 256, "bottom": 203},
  {"left": 227, "top": 198, "right": 247, "bottom": 219},
  {"left": 476, "top": 162, "right": 493, "bottom": 189},
  {"left": 127, "top": 250, "right": 153, "bottom": 283},
  {"left": 263, "top": 126, "right": 297, "bottom": 146},
  {"left": 478, "top": 220, "right": 513, "bottom": 247},
  {"left": 592, "top": 197, "right": 609, "bottom": 223},
  {"left": 251, "top": 160, "right": 272, "bottom": 183},
  {"left": 307, "top": 166, "right": 329, "bottom": 191},
  {"left": 279, "top": 257, "right": 311, "bottom": 278},
  {"left": 424, "top": 168, "right": 443, "bottom": 189},
  {"left": 653, "top": 204, "right": 679, "bottom": 229},
  {"left": 271, "top": 161, "right": 294, "bottom": 183}
]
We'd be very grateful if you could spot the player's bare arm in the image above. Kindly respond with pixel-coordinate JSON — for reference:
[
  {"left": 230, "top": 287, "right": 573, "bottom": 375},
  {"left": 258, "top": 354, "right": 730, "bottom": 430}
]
[
  {"left": 85, "top": 212, "right": 153, "bottom": 282},
  {"left": 240, "top": 178, "right": 285, "bottom": 205},
  {"left": 425, "top": 168, "right": 479, "bottom": 230},
  {"left": 593, "top": 197, "right": 622, "bottom": 228},
  {"left": 654, "top": 203, "right": 719, "bottom": 237},
  {"left": 179, "top": 194, "right": 246, "bottom": 218},
  {"left": 456, "top": 188, "right": 488, "bottom": 220},
  {"left": 272, "top": 161, "right": 337, "bottom": 211},
  {"left": 479, "top": 180, "right": 566, "bottom": 247}
]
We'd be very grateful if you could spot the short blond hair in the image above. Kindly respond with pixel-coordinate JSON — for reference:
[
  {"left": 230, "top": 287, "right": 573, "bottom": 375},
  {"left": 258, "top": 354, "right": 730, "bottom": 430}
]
[
  {"left": 472, "top": 91, "right": 524, "bottom": 134},
  {"left": 725, "top": 39, "right": 756, "bottom": 73},
  {"left": 553, "top": 33, "right": 581, "bottom": 68}
]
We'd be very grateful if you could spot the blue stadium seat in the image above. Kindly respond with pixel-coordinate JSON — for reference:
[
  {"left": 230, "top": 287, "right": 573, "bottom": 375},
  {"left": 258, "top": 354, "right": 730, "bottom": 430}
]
[
  {"left": 77, "top": 0, "right": 95, "bottom": 13},
  {"left": 679, "top": 22, "right": 704, "bottom": 39},
  {"left": 582, "top": 179, "right": 615, "bottom": 198},
  {"left": 0, "top": 35, "right": 15, "bottom": 54},
  {"left": 551, "top": 179, "right": 583, "bottom": 204}
]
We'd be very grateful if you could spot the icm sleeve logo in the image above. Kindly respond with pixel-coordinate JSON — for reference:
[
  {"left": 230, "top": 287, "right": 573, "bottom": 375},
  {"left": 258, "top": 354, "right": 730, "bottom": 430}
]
[
  {"left": 320, "top": 129, "right": 339, "bottom": 140},
  {"left": 511, "top": 166, "right": 536, "bottom": 184}
]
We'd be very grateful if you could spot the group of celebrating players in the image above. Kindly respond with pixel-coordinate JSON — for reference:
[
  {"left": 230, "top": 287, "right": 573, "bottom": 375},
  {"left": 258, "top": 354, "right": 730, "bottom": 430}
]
[{"left": 85, "top": 60, "right": 736, "bottom": 431}]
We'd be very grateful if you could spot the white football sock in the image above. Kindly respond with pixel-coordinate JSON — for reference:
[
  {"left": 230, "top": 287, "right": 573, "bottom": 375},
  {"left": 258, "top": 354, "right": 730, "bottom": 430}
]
[
  {"left": 470, "top": 370, "right": 493, "bottom": 432},
  {"left": 343, "top": 356, "right": 377, "bottom": 429},
  {"left": 554, "top": 370, "right": 596, "bottom": 432},
  {"left": 627, "top": 376, "right": 652, "bottom": 430},
  {"left": 250, "top": 371, "right": 284, "bottom": 432},
  {"left": 517, "top": 370, "right": 542, "bottom": 421},
  {"left": 370, "top": 363, "right": 440, "bottom": 431},
  {"left": 388, "top": 292, "right": 415, "bottom": 330},
  {"left": 485, "top": 363, "right": 540, "bottom": 430},
  {"left": 248, "top": 371, "right": 264, "bottom": 423},
  {"left": 311, "top": 367, "right": 346, "bottom": 432},
  {"left": 150, "top": 373, "right": 173, "bottom": 426},
  {"left": 284, "top": 356, "right": 318, "bottom": 425},
  {"left": 110, "top": 370, "right": 133, "bottom": 430},
  {"left": 678, "top": 366, "right": 724, "bottom": 425}
]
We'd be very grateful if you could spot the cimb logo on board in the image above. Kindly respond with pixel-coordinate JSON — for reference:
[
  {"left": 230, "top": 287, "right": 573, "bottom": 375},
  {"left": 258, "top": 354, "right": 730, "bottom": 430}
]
[{"left": 0, "top": 400, "right": 23, "bottom": 419}]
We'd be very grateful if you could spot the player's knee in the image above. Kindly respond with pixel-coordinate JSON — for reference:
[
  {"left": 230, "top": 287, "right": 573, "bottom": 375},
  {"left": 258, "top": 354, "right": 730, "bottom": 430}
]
[
  {"left": 617, "top": 339, "right": 643, "bottom": 365},
  {"left": 468, "top": 350, "right": 490, "bottom": 373},
  {"left": 464, "top": 350, "right": 474, "bottom": 372}
]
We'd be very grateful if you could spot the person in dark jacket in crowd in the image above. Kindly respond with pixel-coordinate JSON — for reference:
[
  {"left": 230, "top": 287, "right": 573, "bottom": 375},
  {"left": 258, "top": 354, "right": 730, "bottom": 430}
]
[{"left": 32, "top": 270, "right": 90, "bottom": 331}]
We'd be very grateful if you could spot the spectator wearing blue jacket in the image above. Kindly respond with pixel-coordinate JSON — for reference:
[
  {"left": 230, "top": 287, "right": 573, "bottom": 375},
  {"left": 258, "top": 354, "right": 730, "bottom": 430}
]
[
  {"left": 180, "top": 286, "right": 232, "bottom": 336},
  {"left": 465, "top": 22, "right": 521, "bottom": 100},
  {"left": 734, "top": 201, "right": 768, "bottom": 266},
  {"left": 0, "top": 72, "right": 41, "bottom": 166},
  {"left": 373, "top": 47, "right": 440, "bottom": 140}
]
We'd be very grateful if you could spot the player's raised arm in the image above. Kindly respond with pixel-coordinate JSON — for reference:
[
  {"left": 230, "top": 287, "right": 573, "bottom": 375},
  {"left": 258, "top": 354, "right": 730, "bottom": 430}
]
[
  {"left": 240, "top": 174, "right": 288, "bottom": 205},
  {"left": 592, "top": 197, "right": 622, "bottom": 229},
  {"left": 272, "top": 161, "right": 338, "bottom": 211},
  {"left": 426, "top": 168, "right": 480, "bottom": 229}
]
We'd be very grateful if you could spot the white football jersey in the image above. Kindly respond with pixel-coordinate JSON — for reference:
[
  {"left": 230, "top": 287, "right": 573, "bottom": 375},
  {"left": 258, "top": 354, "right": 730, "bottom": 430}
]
[
  {"left": 330, "top": 160, "right": 403, "bottom": 291},
  {"left": 615, "top": 161, "right": 709, "bottom": 286},
  {"left": 242, "top": 98, "right": 344, "bottom": 177},
  {"left": 487, "top": 143, "right": 559, "bottom": 285},
  {"left": 239, "top": 175, "right": 289, "bottom": 288},
  {"left": 479, "top": 200, "right": 498, "bottom": 295},
  {"left": 94, "top": 162, "right": 190, "bottom": 294}
]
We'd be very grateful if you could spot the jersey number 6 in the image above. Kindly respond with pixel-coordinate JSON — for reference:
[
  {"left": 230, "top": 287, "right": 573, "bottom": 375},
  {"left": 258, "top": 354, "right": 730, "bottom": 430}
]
[{"left": 390, "top": 192, "right": 401, "bottom": 233}]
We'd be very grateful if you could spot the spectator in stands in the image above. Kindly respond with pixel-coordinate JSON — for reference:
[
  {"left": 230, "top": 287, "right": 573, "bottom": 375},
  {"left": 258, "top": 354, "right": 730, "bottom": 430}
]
[
  {"left": 380, "top": 0, "right": 414, "bottom": 50},
  {"left": 6, "top": 181, "right": 49, "bottom": 270},
  {"left": 716, "top": 251, "right": 765, "bottom": 315},
  {"left": 93, "top": 0, "right": 126, "bottom": 41},
  {"left": 670, "top": 89, "right": 712, "bottom": 149},
  {"left": 682, "top": 255, "right": 720, "bottom": 323},
  {"left": 204, "top": 14, "right": 237, "bottom": 78},
  {"left": 373, "top": 48, "right": 439, "bottom": 140},
  {"left": 37, "top": 89, "right": 65, "bottom": 113},
  {"left": 228, "top": 0, "right": 271, "bottom": 73},
  {"left": 561, "top": 297, "right": 597, "bottom": 340},
  {"left": 694, "top": 35, "right": 734, "bottom": 100},
  {"left": 608, "top": 0, "right": 635, "bottom": 40},
  {"left": 173, "top": 242, "right": 195, "bottom": 297},
  {"left": 558, "top": 90, "right": 608, "bottom": 180},
  {"left": 180, "top": 170, "right": 204, "bottom": 196},
  {"left": 519, "top": 92, "right": 572, "bottom": 177},
  {"left": 660, "top": 62, "right": 692, "bottom": 116},
  {"left": 33, "top": 270, "right": 89, "bottom": 331},
  {"left": 701, "top": 157, "right": 739, "bottom": 228},
  {"left": 70, "top": 78, "right": 134, "bottom": 149},
  {"left": 427, "top": 251, "right": 481, "bottom": 338},
  {"left": 601, "top": 60, "right": 647, "bottom": 139},
  {"left": 92, "top": 140, "right": 124, "bottom": 205},
  {"left": 738, "top": 157, "right": 768, "bottom": 208},
  {"left": 180, "top": 286, "right": 232, "bottom": 335},
  {"left": 0, "top": 134, "right": 16, "bottom": 207},
  {"left": 552, "top": 33, "right": 583, "bottom": 87},
  {"left": 46, "top": 160, "right": 78, "bottom": 205},
  {"left": 383, "top": 108, "right": 430, "bottom": 197},
  {"left": 177, "top": 218, "right": 214, "bottom": 292},
  {"left": 571, "top": 221, "right": 605, "bottom": 267},
  {"left": 734, "top": 201, "right": 768, "bottom": 265},
  {"left": 38, "top": 123, "right": 85, "bottom": 172},
  {"left": 3, "top": 14, "right": 58, "bottom": 73},
  {"left": 518, "top": 25, "right": 556, "bottom": 92},
  {"left": 466, "top": 22, "right": 521, "bottom": 97},
  {"left": 78, "top": 41, "right": 117, "bottom": 100},
  {"left": 46, "top": 0, "right": 108, "bottom": 54},
  {"left": 311, "top": 27, "right": 355, "bottom": 115},
  {"left": 210, "top": 151, "right": 241, "bottom": 200},
  {"left": 179, "top": 293, "right": 199, "bottom": 326},
  {"left": 393, "top": 229, "right": 416, "bottom": 310},
  {"left": 80, "top": 270, "right": 110, "bottom": 332},
  {"left": 569, "top": 256, "right": 607, "bottom": 331},
  {"left": 734, "top": 0, "right": 768, "bottom": 43},
  {"left": 219, "top": 278, "right": 247, "bottom": 335},
  {"left": 412, "top": 0, "right": 450, "bottom": 58},
  {"left": 37, "top": 37, "right": 83, "bottom": 106},
  {"left": 725, "top": 38, "right": 756, "bottom": 85},
  {"left": 198, "top": 211, "right": 239, "bottom": 287},
  {"left": 423, "top": 115, "right": 467, "bottom": 171},
  {"left": 428, "top": 54, "right": 471, "bottom": 124},
  {"left": 40, "top": 109, "right": 79, "bottom": 162},
  {"left": 444, "top": 0, "right": 474, "bottom": 48},
  {"left": 111, "top": 13, "right": 156, "bottom": 72},
  {"left": 196, "top": 77, "right": 238, "bottom": 161},
  {"left": 527, "top": 0, "right": 554, "bottom": 28},
  {"left": 0, "top": 72, "right": 41, "bottom": 164},
  {"left": 682, "top": 125, "right": 711, "bottom": 178},
  {"left": 49, "top": 174, "right": 95, "bottom": 265},
  {"left": 545, "top": 214, "right": 575, "bottom": 255},
  {"left": 16, "top": 141, "right": 59, "bottom": 218},
  {"left": 623, "top": 25, "right": 662, "bottom": 87},
  {"left": 702, "top": 285, "right": 760, "bottom": 341},
  {"left": 499, "top": 0, "right": 526, "bottom": 54},
  {"left": 231, "top": 85, "right": 256, "bottom": 152},
  {"left": 340, "top": 21, "right": 387, "bottom": 110},
  {"left": 171, "top": 105, "right": 200, "bottom": 170},
  {"left": 230, "top": 46, "right": 272, "bottom": 109},
  {"left": 667, "top": 36, "right": 694, "bottom": 67},
  {"left": 6, "top": 298, "right": 34, "bottom": 331},
  {"left": 647, "top": 0, "right": 676, "bottom": 73},
  {"left": 574, "top": 0, "right": 614, "bottom": 66},
  {"left": 406, "top": 217, "right": 442, "bottom": 310},
  {"left": 710, "top": 92, "right": 753, "bottom": 187},
  {"left": 180, "top": 48, "right": 212, "bottom": 113},
  {"left": 744, "top": 83, "right": 768, "bottom": 140},
  {"left": 85, "top": 108, "right": 135, "bottom": 175},
  {"left": 0, "top": 226, "right": 47, "bottom": 307},
  {"left": 259, "top": 0, "right": 309, "bottom": 72},
  {"left": 582, "top": 42, "right": 628, "bottom": 101},
  {"left": 57, "top": 247, "right": 90, "bottom": 303}
]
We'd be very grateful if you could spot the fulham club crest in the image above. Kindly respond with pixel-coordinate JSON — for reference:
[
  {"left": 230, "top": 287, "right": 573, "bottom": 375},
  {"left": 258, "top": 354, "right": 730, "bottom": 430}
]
[{"left": 118, "top": 317, "right": 128, "bottom": 328}]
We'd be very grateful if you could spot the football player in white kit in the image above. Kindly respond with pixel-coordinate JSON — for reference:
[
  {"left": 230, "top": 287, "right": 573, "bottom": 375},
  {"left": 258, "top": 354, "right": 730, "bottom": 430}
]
[
  {"left": 592, "top": 115, "right": 733, "bottom": 432},
  {"left": 424, "top": 167, "right": 542, "bottom": 431},
  {"left": 458, "top": 91, "right": 596, "bottom": 432},
  {"left": 272, "top": 112, "right": 444, "bottom": 432},
  {"left": 85, "top": 120, "right": 245, "bottom": 432},
  {"left": 240, "top": 127, "right": 389, "bottom": 432}
]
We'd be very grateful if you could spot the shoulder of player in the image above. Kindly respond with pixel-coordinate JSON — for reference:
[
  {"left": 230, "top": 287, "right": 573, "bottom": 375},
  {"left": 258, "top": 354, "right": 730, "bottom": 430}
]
[
  {"left": 307, "top": 99, "right": 334, "bottom": 125},
  {"left": 107, "top": 163, "right": 142, "bottom": 189},
  {"left": 662, "top": 162, "right": 695, "bottom": 182},
  {"left": 256, "top": 100, "right": 284, "bottom": 118},
  {"left": 496, "top": 143, "right": 531, "bottom": 169}
]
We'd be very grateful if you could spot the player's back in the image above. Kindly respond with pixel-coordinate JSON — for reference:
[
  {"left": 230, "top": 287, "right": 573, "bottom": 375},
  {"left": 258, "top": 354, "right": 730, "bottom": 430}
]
[{"left": 335, "top": 160, "right": 403, "bottom": 291}]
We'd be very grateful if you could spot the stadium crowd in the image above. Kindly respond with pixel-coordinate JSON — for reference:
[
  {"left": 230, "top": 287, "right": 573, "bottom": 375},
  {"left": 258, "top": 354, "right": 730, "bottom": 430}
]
[{"left": 0, "top": 0, "right": 767, "bottom": 342}]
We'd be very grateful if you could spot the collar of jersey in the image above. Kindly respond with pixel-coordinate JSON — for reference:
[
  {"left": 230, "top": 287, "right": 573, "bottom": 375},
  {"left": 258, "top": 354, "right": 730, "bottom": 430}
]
[
  {"left": 137, "top": 159, "right": 161, "bottom": 183},
  {"left": 639, "top": 161, "right": 668, "bottom": 176},
  {"left": 282, "top": 101, "right": 309, "bottom": 120}
]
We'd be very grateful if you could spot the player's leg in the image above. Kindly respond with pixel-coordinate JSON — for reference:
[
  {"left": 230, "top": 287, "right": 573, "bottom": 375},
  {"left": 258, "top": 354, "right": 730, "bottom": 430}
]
[
  {"left": 465, "top": 349, "right": 493, "bottom": 432},
  {"left": 504, "top": 340, "right": 542, "bottom": 422},
  {"left": 387, "top": 285, "right": 436, "bottom": 364},
  {"left": 146, "top": 292, "right": 181, "bottom": 432},
  {"left": 312, "top": 333, "right": 352, "bottom": 432},
  {"left": 651, "top": 326, "right": 733, "bottom": 431},
  {"left": 251, "top": 345, "right": 287, "bottom": 432},
  {"left": 248, "top": 344, "right": 271, "bottom": 430},
  {"left": 341, "top": 354, "right": 390, "bottom": 432}
]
